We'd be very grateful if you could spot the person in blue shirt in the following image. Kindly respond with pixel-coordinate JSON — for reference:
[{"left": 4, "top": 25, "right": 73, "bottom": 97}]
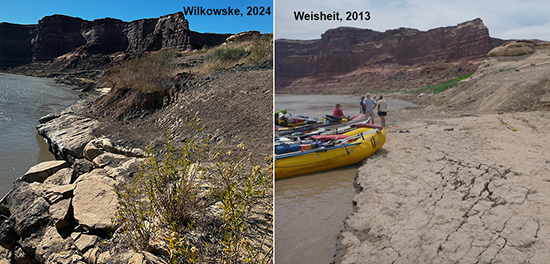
[{"left": 362, "top": 93, "right": 377, "bottom": 124}]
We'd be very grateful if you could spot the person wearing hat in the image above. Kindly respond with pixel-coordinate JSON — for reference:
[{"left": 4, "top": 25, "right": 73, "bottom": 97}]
[
  {"left": 362, "top": 93, "right": 377, "bottom": 124},
  {"left": 332, "top": 102, "right": 345, "bottom": 118}
]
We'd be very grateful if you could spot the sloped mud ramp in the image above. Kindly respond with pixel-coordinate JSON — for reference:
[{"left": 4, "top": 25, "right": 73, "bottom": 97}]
[{"left": 337, "top": 111, "right": 550, "bottom": 263}]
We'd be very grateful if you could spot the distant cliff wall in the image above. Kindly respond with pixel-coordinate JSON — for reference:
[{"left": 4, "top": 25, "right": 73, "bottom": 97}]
[
  {"left": 275, "top": 19, "right": 506, "bottom": 94},
  {"left": 0, "top": 12, "right": 231, "bottom": 70},
  {"left": 0, "top": 23, "right": 34, "bottom": 67}
]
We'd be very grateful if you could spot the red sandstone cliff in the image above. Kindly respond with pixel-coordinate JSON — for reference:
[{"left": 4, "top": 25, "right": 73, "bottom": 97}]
[
  {"left": 0, "top": 12, "right": 230, "bottom": 70},
  {"left": 275, "top": 18, "right": 506, "bottom": 94}
]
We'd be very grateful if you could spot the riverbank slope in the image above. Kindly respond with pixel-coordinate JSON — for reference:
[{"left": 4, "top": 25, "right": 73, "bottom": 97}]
[
  {"left": 1, "top": 39, "right": 273, "bottom": 263},
  {"left": 336, "top": 40, "right": 550, "bottom": 263}
]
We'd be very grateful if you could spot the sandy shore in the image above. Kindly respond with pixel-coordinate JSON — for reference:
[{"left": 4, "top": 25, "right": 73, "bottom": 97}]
[{"left": 337, "top": 107, "right": 550, "bottom": 263}]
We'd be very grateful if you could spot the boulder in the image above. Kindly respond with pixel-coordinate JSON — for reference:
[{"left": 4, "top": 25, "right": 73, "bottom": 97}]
[
  {"left": 84, "top": 140, "right": 104, "bottom": 161},
  {"left": 12, "top": 197, "right": 50, "bottom": 237},
  {"left": 92, "top": 153, "right": 130, "bottom": 168},
  {"left": 43, "top": 253, "right": 86, "bottom": 264},
  {"left": 97, "top": 251, "right": 112, "bottom": 264},
  {"left": 107, "top": 158, "right": 143, "bottom": 181},
  {"left": 13, "top": 247, "right": 39, "bottom": 264},
  {"left": 35, "top": 226, "right": 75, "bottom": 262},
  {"left": 72, "top": 172, "right": 117, "bottom": 231},
  {"left": 72, "top": 159, "right": 95, "bottom": 182},
  {"left": 73, "top": 234, "right": 98, "bottom": 253},
  {"left": 84, "top": 247, "right": 99, "bottom": 264},
  {"left": 21, "top": 160, "right": 69, "bottom": 183},
  {"left": 226, "top": 30, "right": 260, "bottom": 42},
  {"left": 83, "top": 247, "right": 100, "bottom": 264},
  {"left": 44, "top": 167, "right": 73, "bottom": 185},
  {"left": 488, "top": 40, "right": 536, "bottom": 57},
  {"left": 4, "top": 182, "right": 49, "bottom": 238},
  {"left": 87, "top": 137, "right": 144, "bottom": 158},
  {"left": 49, "top": 198, "right": 72, "bottom": 229}
]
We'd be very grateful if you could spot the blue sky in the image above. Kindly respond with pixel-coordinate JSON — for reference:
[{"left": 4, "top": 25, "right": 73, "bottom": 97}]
[
  {"left": 276, "top": 0, "right": 550, "bottom": 41},
  {"left": 0, "top": 0, "right": 273, "bottom": 34}
]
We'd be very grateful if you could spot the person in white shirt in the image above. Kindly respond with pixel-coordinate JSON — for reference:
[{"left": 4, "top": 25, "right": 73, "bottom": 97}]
[{"left": 377, "top": 95, "right": 388, "bottom": 127}]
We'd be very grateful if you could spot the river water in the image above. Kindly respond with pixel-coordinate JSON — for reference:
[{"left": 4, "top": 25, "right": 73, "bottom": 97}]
[
  {"left": 275, "top": 94, "right": 415, "bottom": 264},
  {"left": 0, "top": 73, "right": 80, "bottom": 198}
]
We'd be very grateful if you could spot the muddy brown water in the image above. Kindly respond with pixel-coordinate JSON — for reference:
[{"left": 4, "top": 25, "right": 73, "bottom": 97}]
[{"left": 275, "top": 94, "right": 415, "bottom": 263}]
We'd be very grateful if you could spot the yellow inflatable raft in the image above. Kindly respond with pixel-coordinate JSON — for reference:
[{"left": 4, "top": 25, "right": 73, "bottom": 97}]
[{"left": 275, "top": 126, "right": 386, "bottom": 179}]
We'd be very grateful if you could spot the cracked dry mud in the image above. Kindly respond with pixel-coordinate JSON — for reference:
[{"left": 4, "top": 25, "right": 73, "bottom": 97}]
[{"left": 337, "top": 109, "right": 550, "bottom": 264}]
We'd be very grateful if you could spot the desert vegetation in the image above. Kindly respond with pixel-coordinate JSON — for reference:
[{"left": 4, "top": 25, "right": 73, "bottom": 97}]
[
  {"left": 193, "top": 33, "right": 273, "bottom": 76},
  {"left": 103, "top": 34, "right": 274, "bottom": 263},
  {"left": 96, "top": 34, "right": 273, "bottom": 120},
  {"left": 404, "top": 73, "right": 473, "bottom": 94},
  {"left": 113, "top": 116, "right": 273, "bottom": 263}
]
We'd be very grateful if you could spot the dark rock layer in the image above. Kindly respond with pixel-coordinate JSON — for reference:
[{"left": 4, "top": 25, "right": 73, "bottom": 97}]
[{"left": 0, "top": 23, "right": 34, "bottom": 67}]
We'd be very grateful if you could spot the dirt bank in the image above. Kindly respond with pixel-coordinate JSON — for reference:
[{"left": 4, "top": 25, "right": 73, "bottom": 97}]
[
  {"left": 335, "top": 41, "right": 550, "bottom": 263},
  {"left": 336, "top": 106, "right": 550, "bottom": 263},
  {"left": 87, "top": 65, "right": 273, "bottom": 161}
]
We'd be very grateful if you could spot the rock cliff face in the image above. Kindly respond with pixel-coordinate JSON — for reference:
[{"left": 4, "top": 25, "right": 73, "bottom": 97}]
[
  {"left": 275, "top": 18, "right": 506, "bottom": 94},
  {"left": 31, "top": 15, "right": 88, "bottom": 61},
  {"left": 0, "top": 12, "right": 231, "bottom": 70},
  {"left": 0, "top": 23, "right": 34, "bottom": 68}
]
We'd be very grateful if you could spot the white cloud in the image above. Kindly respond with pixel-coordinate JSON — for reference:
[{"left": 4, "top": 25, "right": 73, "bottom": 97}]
[{"left": 276, "top": 0, "right": 550, "bottom": 41}]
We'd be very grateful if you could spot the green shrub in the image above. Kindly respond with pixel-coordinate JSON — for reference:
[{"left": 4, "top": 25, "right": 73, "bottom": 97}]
[
  {"left": 246, "top": 34, "right": 273, "bottom": 65},
  {"left": 113, "top": 115, "right": 273, "bottom": 263},
  {"left": 191, "top": 34, "right": 273, "bottom": 76},
  {"left": 406, "top": 73, "right": 473, "bottom": 94},
  {"left": 204, "top": 47, "right": 250, "bottom": 62}
]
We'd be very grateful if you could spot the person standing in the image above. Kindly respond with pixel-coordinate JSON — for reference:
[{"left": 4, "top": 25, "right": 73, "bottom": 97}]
[
  {"left": 377, "top": 95, "right": 388, "bottom": 127},
  {"left": 359, "top": 96, "right": 365, "bottom": 114},
  {"left": 362, "top": 93, "right": 377, "bottom": 124}
]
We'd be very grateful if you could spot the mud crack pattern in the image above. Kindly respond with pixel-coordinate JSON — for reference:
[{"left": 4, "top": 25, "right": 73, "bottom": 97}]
[{"left": 338, "top": 113, "right": 550, "bottom": 264}]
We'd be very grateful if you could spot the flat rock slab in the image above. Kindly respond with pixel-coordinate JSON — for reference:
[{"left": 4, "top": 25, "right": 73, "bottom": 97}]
[
  {"left": 44, "top": 167, "right": 73, "bottom": 185},
  {"left": 21, "top": 160, "right": 69, "bottom": 183},
  {"left": 36, "top": 114, "right": 99, "bottom": 163},
  {"left": 45, "top": 184, "right": 75, "bottom": 204},
  {"left": 72, "top": 172, "right": 117, "bottom": 231}
]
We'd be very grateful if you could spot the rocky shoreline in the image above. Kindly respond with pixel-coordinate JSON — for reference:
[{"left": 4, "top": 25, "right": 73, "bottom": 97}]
[
  {"left": 1, "top": 64, "right": 274, "bottom": 263},
  {"left": 0, "top": 86, "right": 152, "bottom": 263}
]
